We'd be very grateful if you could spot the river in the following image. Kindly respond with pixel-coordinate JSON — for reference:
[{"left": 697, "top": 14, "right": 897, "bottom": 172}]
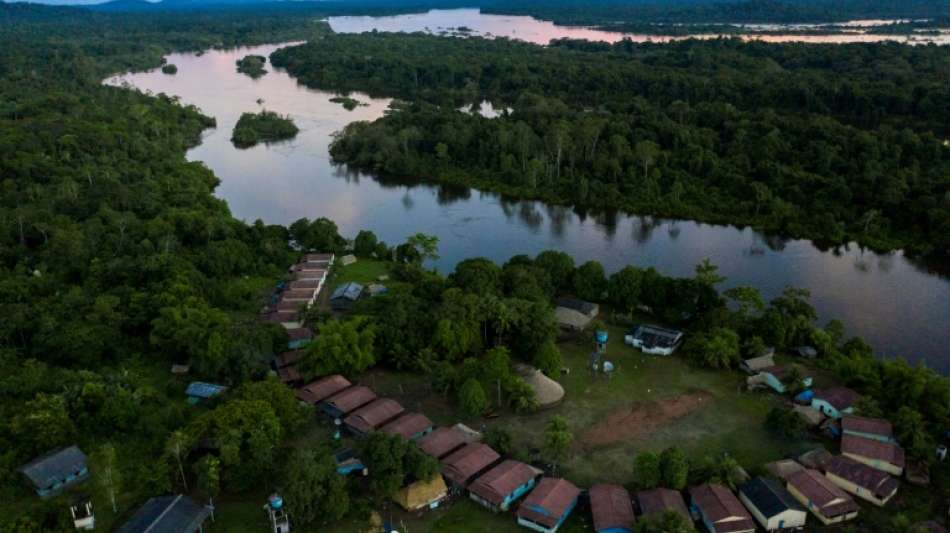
[
  {"left": 326, "top": 8, "right": 950, "bottom": 45},
  {"left": 104, "top": 35, "right": 950, "bottom": 374}
]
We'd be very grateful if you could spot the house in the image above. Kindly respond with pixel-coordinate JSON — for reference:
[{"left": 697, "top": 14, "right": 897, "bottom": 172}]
[
  {"left": 295, "top": 375, "right": 351, "bottom": 404},
  {"left": 515, "top": 363, "right": 564, "bottom": 409},
  {"left": 636, "top": 488, "right": 690, "bottom": 522},
  {"left": 624, "top": 325, "right": 683, "bottom": 355},
  {"left": 689, "top": 483, "right": 756, "bottom": 533},
  {"left": 366, "top": 283, "right": 388, "bottom": 297},
  {"left": 185, "top": 382, "right": 227, "bottom": 403},
  {"left": 381, "top": 412, "right": 434, "bottom": 441},
  {"left": 824, "top": 455, "right": 899, "bottom": 506},
  {"left": 738, "top": 477, "right": 807, "bottom": 531},
  {"left": 764, "top": 459, "right": 806, "bottom": 482},
  {"left": 468, "top": 460, "right": 539, "bottom": 512},
  {"left": 118, "top": 494, "right": 212, "bottom": 533},
  {"left": 841, "top": 415, "right": 896, "bottom": 444},
  {"left": 18, "top": 446, "right": 89, "bottom": 498},
  {"left": 516, "top": 477, "right": 580, "bottom": 533},
  {"left": 794, "top": 346, "right": 818, "bottom": 359},
  {"left": 285, "top": 327, "right": 313, "bottom": 350},
  {"left": 785, "top": 469, "right": 859, "bottom": 525},
  {"left": 320, "top": 385, "right": 377, "bottom": 420},
  {"left": 440, "top": 443, "right": 501, "bottom": 489},
  {"left": 589, "top": 484, "right": 635, "bottom": 533},
  {"left": 419, "top": 426, "right": 469, "bottom": 459},
  {"left": 343, "top": 398, "right": 405, "bottom": 437},
  {"left": 394, "top": 476, "right": 448, "bottom": 511},
  {"left": 554, "top": 306, "right": 594, "bottom": 331},
  {"left": 810, "top": 387, "right": 859, "bottom": 419},
  {"left": 330, "top": 282, "right": 364, "bottom": 311},
  {"left": 841, "top": 434, "right": 905, "bottom": 476},
  {"left": 280, "top": 288, "right": 318, "bottom": 305},
  {"left": 555, "top": 298, "right": 599, "bottom": 319},
  {"left": 276, "top": 365, "right": 302, "bottom": 385},
  {"left": 797, "top": 448, "right": 834, "bottom": 471},
  {"left": 740, "top": 351, "right": 776, "bottom": 375},
  {"left": 333, "top": 448, "right": 367, "bottom": 476},
  {"left": 340, "top": 254, "right": 357, "bottom": 266},
  {"left": 273, "top": 350, "right": 305, "bottom": 370},
  {"left": 303, "top": 252, "right": 334, "bottom": 265}
]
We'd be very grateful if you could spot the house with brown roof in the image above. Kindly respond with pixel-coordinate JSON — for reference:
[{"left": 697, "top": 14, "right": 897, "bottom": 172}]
[
  {"left": 419, "top": 426, "right": 469, "bottom": 460},
  {"left": 517, "top": 477, "right": 581, "bottom": 533},
  {"left": 285, "top": 327, "right": 313, "bottom": 350},
  {"left": 295, "top": 375, "right": 351, "bottom": 404},
  {"left": 825, "top": 455, "right": 899, "bottom": 506},
  {"left": 276, "top": 365, "right": 302, "bottom": 385},
  {"left": 589, "top": 484, "right": 634, "bottom": 533},
  {"left": 841, "top": 415, "right": 895, "bottom": 443},
  {"left": 810, "top": 387, "right": 860, "bottom": 419},
  {"left": 841, "top": 434, "right": 905, "bottom": 476},
  {"left": 636, "top": 488, "right": 691, "bottom": 522},
  {"left": 343, "top": 398, "right": 405, "bottom": 437},
  {"left": 468, "top": 460, "right": 539, "bottom": 512},
  {"left": 380, "top": 412, "right": 434, "bottom": 441},
  {"left": 274, "top": 350, "right": 305, "bottom": 369},
  {"left": 303, "top": 253, "right": 334, "bottom": 264},
  {"left": 319, "top": 385, "right": 376, "bottom": 420},
  {"left": 440, "top": 443, "right": 501, "bottom": 489},
  {"left": 786, "top": 469, "right": 859, "bottom": 525},
  {"left": 689, "top": 483, "right": 755, "bottom": 533}
]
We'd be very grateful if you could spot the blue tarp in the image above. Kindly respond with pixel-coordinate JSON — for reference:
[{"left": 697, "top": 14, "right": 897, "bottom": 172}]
[{"left": 185, "top": 382, "right": 227, "bottom": 399}]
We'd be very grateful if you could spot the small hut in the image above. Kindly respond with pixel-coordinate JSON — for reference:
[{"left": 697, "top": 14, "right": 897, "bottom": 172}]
[
  {"left": 515, "top": 363, "right": 565, "bottom": 409},
  {"left": 394, "top": 476, "right": 448, "bottom": 511}
]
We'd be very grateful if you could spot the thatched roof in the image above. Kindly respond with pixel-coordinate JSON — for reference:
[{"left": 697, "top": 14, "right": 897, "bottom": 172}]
[
  {"left": 515, "top": 364, "right": 564, "bottom": 408},
  {"left": 393, "top": 476, "right": 448, "bottom": 511}
]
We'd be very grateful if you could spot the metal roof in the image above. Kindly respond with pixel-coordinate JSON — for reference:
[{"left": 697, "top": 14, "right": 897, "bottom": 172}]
[
  {"left": 343, "top": 398, "right": 405, "bottom": 434},
  {"left": 380, "top": 412, "right": 433, "bottom": 440},
  {"left": 689, "top": 484, "right": 755, "bottom": 533},
  {"left": 841, "top": 415, "right": 893, "bottom": 438},
  {"left": 841, "top": 434, "right": 905, "bottom": 468},
  {"left": 589, "top": 484, "right": 634, "bottom": 532},
  {"left": 739, "top": 477, "right": 804, "bottom": 518},
  {"left": 18, "top": 446, "right": 87, "bottom": 491},
  {"left": 418, "top": 426, "right": 468, "bottom": 459},
  {"left": 322, "top": 385, "right": 377, "bottom": 415},
  {"left": 295, "top": 375, "right": 351, "bottom": 404},
  {"left": 517, "top": 477, "right": 580, "bottom": 529},
  {"left": 787, "top": 469, "right": 858, "bottom": 517},
  {"left": 440, "top": 443, "right": 500, "bottom": 487},
  {"left": 468, "top": 460, "right": 537, "bottom": 506},
  {"left": 118, "top": 494, "right": 211, "bottom": 533},
  {"left": 637, "top": 488, "right": 690, "bottom": 520},
  {"left": 826, "top": 455, "right": 900, "bottom": 500},
  {"left": 331, "top": 282, "right": 364, "bottom": 301},
  {"left": 184, "top": 382, "right": 227, "bottom": 399}
]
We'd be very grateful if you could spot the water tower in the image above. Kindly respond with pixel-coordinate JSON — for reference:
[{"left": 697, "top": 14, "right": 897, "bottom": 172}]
[
  {"left": 595, "top": 330, "right": 608, "bottom": 355},
  {"left": 264, "top": 493, "right": 291, "bottom": 533},
  {"left": 69, "top": 496, "right": 95, "bottom": 530}
]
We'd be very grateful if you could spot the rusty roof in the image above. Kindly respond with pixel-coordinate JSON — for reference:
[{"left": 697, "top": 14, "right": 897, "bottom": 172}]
[
  {"left": 787, "top": 469, "right": 858, "bottom": 518},
  {"left": 841, "top": 434, "right": 905, "bottom": 468},
  {"left": 277, "top": 365, "right": 301, "bottom": 384},
  {"left": 826, "top": 455, "right": 899, "bottom": 500},
  {"left": 468, "top": 460, "right": 537, "bottom": 506},
  {"left": 589, "top": 484, "right": 635, "bottom": 532},
  {"left": 322, "top": 385, "right": 376, "bottom": 415},
  {"left": 517, "top": 477, "right": 580, "bottom": 529},
  {"left": 295, "top": 375, "right": 351, "bottom": 404},
  {"left": 380, "top": 412, "right": 433, "bottom": 440},
  {"left": 841, "top": 415, "right": 893, "bottom": 439},
  {"left": 275, "top": 350, "right": 305, "bottom": 369},
  {"left": 689, "top": 484, "right": 755, "bottom": 533},
  {"left": 418, "top": 426, "right": 468, "bottom": 459},
  {"left": 637, "top": 488, "right": 690, "bottom": 520},
  {"left": 285, "top": 327, "right": 313, "bottom": 341},
  {"left": 814, "top": 386, "right": 860, "bottom": 410},
  {"left": 440, "top": 443, "right": 500, "bottom": 487},
  {"left": 344, "top": 398, "right": 404, "bottom": 434}
]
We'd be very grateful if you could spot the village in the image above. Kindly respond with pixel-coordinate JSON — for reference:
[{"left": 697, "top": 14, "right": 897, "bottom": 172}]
[{"left": 14, "top": 251, "right": 950, "bottom": 533}]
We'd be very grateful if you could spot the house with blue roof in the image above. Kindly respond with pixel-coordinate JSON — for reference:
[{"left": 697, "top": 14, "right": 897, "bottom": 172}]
[
  {"left": 331, "top": 282, "right": 364, "bottom": 311},
  {"left": 18, "top": 446, "right": 89, "bottom": 498},
  {"left": 185, "top": 382, "right": 227, "bottom": 404}
]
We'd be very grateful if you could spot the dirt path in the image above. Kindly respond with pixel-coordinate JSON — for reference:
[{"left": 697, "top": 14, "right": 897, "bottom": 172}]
[{"left": 579, "top": 390, "right": 715, "bottom": 447}]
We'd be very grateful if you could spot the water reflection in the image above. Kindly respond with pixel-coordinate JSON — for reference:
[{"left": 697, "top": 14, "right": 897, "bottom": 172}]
[
  {"left": 105, "top": 43, "right": 950, "bottom": 373},
  {"left": 328, "top": 8, "right": 950, "bottom": 46}
]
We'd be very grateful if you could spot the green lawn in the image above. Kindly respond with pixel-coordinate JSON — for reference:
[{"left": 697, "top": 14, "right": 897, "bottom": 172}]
[{"left": 330, "top": 259, "right": 392, "bottom": 288}]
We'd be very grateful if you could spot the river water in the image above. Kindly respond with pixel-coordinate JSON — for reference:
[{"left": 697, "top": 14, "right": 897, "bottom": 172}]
[
  {"left": 105, "top": 32, "right": 950, "bottom": 373},
  {"left": 327, "top": 8, "right": 950, "bottom": 45}
]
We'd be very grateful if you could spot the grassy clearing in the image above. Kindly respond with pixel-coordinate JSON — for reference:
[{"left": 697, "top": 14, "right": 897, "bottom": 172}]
[{"left": 330, "top": 259, "right": 391, "bottom": 288}]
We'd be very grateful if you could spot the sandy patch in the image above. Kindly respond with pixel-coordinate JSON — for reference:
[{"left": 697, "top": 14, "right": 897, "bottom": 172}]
[{"left": 579, "top": 390, "right": 715, "bottom": 447}]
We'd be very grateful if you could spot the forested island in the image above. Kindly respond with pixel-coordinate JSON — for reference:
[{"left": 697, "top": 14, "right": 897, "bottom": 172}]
[
  {"left": 160, "top": 63, "right": 177, "bottom": 74},
  {"left": 2, "top": 2, "right": 949, "bottom": 532},
  {"left": 271, "top": 33, "right": 950, "bottom": 258},
  {"left": 236, "top": 53, "right": 267, "bottom": 78},
  {"left": 231, "top": 110, "right": 299, "bottom": 148},
  {"left": 329, "top": 94, "right": 367, "bottom": 110}
]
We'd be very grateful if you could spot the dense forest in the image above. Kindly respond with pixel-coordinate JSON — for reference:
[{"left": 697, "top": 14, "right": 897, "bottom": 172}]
[
  {"left": 271, "top": 33, "right": 950, "bottom": 257},
  {"left": 2, "top": 2, "right": 949, "bottom": 531}
]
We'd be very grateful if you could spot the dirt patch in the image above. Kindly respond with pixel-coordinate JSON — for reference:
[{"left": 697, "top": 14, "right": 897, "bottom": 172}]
[{"left": 579, "top": 390, "right": 715, "bottom": 447}]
